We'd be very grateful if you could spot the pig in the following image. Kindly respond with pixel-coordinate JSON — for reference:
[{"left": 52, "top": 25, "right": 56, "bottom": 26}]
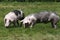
[
  {"left": 4, "top": 10, "right": 24, "bottom": 28},
  {"left": 20, "top": 11, "right": 59, "bottom": 29}
]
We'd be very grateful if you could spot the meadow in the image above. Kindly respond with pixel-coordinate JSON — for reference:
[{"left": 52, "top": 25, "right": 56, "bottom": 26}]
[{"left": 0, "top": 2, "right": 60, "bottom": 40}]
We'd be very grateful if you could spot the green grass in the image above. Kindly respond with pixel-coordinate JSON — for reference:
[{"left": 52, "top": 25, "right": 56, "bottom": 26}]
[{"left": 0, "top": 2, "right": 60, "bottom": 40}]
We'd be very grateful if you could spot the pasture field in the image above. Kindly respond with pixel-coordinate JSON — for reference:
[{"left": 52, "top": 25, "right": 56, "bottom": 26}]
[{"left": 0, "top": 2, "right": 60, "bottom": 40}]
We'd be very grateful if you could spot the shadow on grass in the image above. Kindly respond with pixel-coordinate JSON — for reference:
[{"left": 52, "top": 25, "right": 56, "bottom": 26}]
[{"left": 5, "top": 25, "right": 22, "bottom": 28}]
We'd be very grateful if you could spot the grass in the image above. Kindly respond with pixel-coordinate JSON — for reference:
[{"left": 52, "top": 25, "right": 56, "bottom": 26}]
[{"left": 0, "top": 2, "right": 60, "bottom": 40}]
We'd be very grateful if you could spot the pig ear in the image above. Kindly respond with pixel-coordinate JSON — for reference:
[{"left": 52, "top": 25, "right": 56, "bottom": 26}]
[
  {"left": 9, "top": 20, "right": 11, "bottom": 22},
  {"left": 29, "top": 19, "right": 31, "bottom": 21},
  {"left": 4, "top": 19, "right": 7, "bottom": 23}
]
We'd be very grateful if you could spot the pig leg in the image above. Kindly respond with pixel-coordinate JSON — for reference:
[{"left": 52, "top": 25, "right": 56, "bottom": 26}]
[
  {"left": 51, "top": 22, "right": 57, "bottom": 29},
  {"left": 30, "top": 21, "right": 36, "bottom": 28},
  {"left": 30, "top": 23, "right": 34, "bottom": 28},
  {"left": 51, "top": 18, "right": 58, "bottom": 29},
  {"left": 13, "top": 21, "right": 17, "bottom": 26},
  {"left": 16, "top": 20, "right": 19, "bottom": 26}
]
